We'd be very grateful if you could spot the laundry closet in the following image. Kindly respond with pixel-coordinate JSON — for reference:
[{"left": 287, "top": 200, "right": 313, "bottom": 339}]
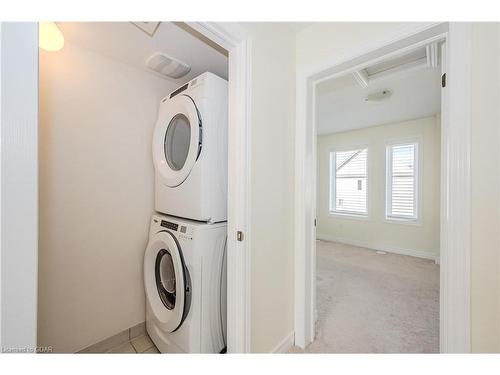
[{"left": 38, "top": 22, "right": 229, "bottom": 353}]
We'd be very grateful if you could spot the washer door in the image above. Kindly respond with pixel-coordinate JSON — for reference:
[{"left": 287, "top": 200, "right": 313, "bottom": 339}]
[
  {"left": 144, "top": 231, "right": 191, "bottom": 332},
  {"left": 153, "top": 94, "right": 201, "bottom": 187}
]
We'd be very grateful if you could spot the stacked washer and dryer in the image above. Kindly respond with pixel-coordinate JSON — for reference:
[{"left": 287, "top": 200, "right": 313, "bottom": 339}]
[{"left": 144, "top": 72, "right": 228, "bottom": 353}]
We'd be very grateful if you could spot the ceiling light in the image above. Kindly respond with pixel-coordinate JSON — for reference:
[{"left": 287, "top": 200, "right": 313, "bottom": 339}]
[
  {"left": 365, "top": 89, "right": 392, "bottom": 102},
  {"left": 39, "top": 22, "right": 64, "bottom": 52}
]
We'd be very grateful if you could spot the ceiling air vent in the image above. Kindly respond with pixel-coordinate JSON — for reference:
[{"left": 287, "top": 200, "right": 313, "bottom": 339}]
[
  {"left": 351, "top": 43, "right": 441, "bottom": 88},
  {"left": 146, "top": 52, "right": 191, "bottom": 79}
]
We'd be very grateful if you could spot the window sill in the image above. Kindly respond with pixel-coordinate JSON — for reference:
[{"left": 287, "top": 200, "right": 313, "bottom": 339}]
[
  {"left": 329, "top": 211, "right": 369, "bottom": 221},
  {"left": 384, "top": 217, "right": 422, "bottom": 226}
]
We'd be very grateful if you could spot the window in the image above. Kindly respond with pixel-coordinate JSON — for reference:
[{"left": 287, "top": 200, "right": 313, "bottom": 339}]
[
  {"left": 386, "top": 142, "right": 418, "bottom": 221},
  {"left": 330, "top": 148, "right": 368, "bottom": 216}
]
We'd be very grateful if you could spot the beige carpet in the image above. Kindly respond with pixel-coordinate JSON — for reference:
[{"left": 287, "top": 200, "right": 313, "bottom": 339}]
[{"left": 290, "top": 241, "right": 439, "bottom": 353}]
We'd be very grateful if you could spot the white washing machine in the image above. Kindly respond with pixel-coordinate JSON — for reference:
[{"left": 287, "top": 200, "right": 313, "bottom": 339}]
[
  {"left": 153, "top": 72, "right": 228, "bottom": 223},
  {"left": 144, "top": 214, "right": 227, "bottom": 353}
]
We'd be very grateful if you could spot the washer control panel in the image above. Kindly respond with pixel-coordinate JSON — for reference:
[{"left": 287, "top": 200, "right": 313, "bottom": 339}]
[
  {"left": 154, "top": 218, "right": 194, "bottom": 240},
  {"left": 175, "top": 223, "right": 193, "bottom": 241},
  {"left": 160, "top": 220, "right": 178, "bottom": 231}
]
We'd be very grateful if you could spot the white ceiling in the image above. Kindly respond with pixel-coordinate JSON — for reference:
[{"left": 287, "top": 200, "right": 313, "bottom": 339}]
[
  {"left": 316, "top": 63, "right": 441, "bottom": 135},
  {"left": 287, "top": 22, "right": 314, "bottom": 32},
  {"left": 58, "top": 22, "right": 228, "bottom": 84}
]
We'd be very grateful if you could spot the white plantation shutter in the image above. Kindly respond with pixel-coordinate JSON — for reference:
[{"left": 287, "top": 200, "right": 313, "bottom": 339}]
[
  {"left": 387, "top": 143, "right": 418, "bottom": 219},
  {"left": 330, "top": 149, "right": 368, "bottom": 215}
]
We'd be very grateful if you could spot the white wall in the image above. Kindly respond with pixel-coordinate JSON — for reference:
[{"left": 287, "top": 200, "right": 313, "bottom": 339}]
[
  {"left": 38, "top": 42, "right": 177, "bottom": 352},
  {"left": 469, "top": 22, "right": 500, "bottom": 353},
  {"left": 296, "top": 22, "right": 434, "bottom": 74},
  {"left": 0, "top": 22, "right": 38, "bottom": 352},
  {"left": 237, "top": 23, "right": 296, "bottom": 352},
  {"left": 317, "top": 116, "right": 441, "bottom": 260}
]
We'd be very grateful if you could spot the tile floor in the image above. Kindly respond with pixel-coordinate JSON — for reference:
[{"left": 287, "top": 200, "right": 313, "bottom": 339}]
[{"left": 107, "top": 333, "right": 160, "bottom": 354}]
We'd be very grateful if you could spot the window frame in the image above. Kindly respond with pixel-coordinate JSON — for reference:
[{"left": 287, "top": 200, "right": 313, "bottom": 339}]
[
  {"left": 329, "top": 146, "right": 369, "bottom": 218},
  {"left": 385, "top": 139, "right": 421, "bottom": 224}
]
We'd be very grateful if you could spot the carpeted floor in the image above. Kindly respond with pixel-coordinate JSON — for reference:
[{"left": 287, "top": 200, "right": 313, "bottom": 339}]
[{"left": 290, "top": 241, "right": 440, "bottom": 353}]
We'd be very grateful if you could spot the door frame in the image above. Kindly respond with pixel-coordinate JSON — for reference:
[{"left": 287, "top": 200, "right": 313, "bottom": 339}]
[
  {"left": 0, "top": 22, "right": 39, "bottom": 351},
  {"left": 294, "top": 22, "right": 472, "bottom": 353},
  {"left": 166, "top": 22, "right": 254, "bottom": 353}
]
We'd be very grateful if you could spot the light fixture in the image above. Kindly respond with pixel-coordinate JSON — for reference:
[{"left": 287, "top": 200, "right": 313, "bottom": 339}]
[
  {"left": 39, "top": 22, "right": 64, "bottom": 52},
  {"left": 364, "top": 89, "right": 392, "bottom": 102}
]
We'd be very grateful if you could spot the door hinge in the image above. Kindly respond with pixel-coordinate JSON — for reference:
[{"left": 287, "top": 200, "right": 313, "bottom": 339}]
[
  {"left": 236, "top": 231, "right": 244, "bottom": 242},
  {"left": 314, "top": 218, "right": 317, "bottom": 227},
  {"left": 441, "top": 73, "right": 446, "bottom": 88}
]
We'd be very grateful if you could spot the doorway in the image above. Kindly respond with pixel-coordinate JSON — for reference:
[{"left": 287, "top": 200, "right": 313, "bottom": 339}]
[
  {"left": 303, "top": 45, "right": 442, "bottom": 352},
  {"left": 294, "top": 22, "right": 473, "bottom": 353}
]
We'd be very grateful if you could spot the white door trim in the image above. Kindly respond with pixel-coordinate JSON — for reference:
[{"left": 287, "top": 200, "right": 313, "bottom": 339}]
[
  {"left": 0, "top": 22, "right": 39, "bottom": 351},
  {"left": 440, "top": 23, "right": 472, "bottom": 353},
  {"left": 185, "top": 22, "right": 253, "bottom": 353},
  {"left": 295, "top": 22, "right": 472, "bottom": 353}
]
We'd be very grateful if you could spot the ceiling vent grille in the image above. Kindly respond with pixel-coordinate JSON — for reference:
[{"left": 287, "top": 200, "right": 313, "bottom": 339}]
[
  {"left": 351, "top": 42, "right": 441, "bottom": 88},
  {"left": 146, "top": 52, "right": 191, "bottom": 79}
]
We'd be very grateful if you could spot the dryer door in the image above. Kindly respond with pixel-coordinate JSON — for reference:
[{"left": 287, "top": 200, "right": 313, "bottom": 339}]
[
  {"left": 144, "top": 231, "right": 191, "bottom": 332},
  {"left": 153, "top": 94, "right": 201, "bottom": 187}
]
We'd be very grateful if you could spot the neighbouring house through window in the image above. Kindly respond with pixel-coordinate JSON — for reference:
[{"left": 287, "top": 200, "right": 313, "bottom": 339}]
[{"left": 329, "top": 148, "right": 368, "bottom": 216}]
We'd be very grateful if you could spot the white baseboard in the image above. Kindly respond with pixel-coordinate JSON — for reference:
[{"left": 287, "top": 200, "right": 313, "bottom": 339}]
[
  {"left": 271, "top": 331, "right": 295, "bottom": 353},
  {"left": 317, "top": 234, "right": 439, "bottom": 263}
]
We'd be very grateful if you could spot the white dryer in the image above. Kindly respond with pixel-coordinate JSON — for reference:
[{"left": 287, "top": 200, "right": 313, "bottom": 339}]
[
  {"left": 144, "top": 214, "right": 227, "bottom": 353},
  {"left": 153, "top": 72, "right": 228, "bottom": 223}
]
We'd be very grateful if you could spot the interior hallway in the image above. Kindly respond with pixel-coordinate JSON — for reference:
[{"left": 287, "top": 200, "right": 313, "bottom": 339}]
[{"left": 291, "top": 240, "right": 439, "bottom": 353}]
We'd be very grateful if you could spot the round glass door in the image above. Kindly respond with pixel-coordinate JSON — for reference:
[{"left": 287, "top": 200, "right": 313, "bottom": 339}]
[
  {"left": 155, "top": 249, "right": 177, "bottom": 310},
  {"left": 144, "top": 231, "right": 191, "bottom": 332},
  {"left": 153, "top": 95, "right": 201, "bottom": 187},
  {"left": 164, "top": 114, "right": 191, "bottom": 171}
]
